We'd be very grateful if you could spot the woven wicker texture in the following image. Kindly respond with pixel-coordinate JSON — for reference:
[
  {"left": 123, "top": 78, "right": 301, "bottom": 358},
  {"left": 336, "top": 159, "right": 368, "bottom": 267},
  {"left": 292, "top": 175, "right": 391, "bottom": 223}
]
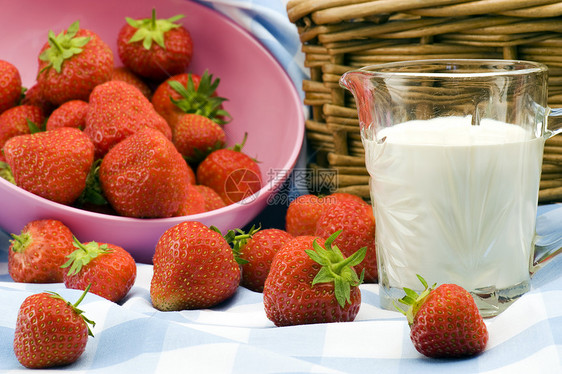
[{"left": 287, "top": 0, "right": 562, "bottom": 203}]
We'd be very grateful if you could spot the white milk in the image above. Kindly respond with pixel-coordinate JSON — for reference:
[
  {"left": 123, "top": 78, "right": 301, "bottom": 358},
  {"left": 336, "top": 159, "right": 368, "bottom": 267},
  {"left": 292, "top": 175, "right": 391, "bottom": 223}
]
[{"left": 363, "top": 116, "right": 544, "bottom": 295}]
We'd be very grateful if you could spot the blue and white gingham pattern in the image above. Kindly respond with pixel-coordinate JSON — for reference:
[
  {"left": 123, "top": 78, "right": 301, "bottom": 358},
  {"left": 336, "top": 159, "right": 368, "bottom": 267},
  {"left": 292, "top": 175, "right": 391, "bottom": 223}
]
[{"left": 2, "top": 0, "right": 562, "bottom": 372}]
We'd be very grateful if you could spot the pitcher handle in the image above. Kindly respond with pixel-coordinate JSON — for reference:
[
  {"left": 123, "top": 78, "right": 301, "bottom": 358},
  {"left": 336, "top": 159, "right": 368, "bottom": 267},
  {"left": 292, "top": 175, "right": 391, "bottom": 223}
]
[
  {"left": 547, "top": 107, "right": 562, "bottom": 137},
  {"left": 532, "top": 205, "right": 562, "bottom": 273}
]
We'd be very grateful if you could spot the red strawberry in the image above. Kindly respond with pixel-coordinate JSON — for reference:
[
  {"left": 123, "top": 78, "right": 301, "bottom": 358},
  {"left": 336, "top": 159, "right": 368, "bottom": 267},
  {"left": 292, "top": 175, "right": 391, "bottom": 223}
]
[
  {"left": 151, "top": 71, "right": 230, "bottom": 129},
  {"left": 111, "top": 66, "right": 152, "bottom": 99},
  {"left": 45, "top": 100, "right": 88, "bottom": 131},
  {"left": 263, "top": 232, "right": 365, "bottom": 326},
  {"left": 21, "top": 83, "right": 56, "bottom": 117},
  {"left": 150, "top": 221, "right": 241, "bottom": 311},
  {"left": 285, "top": 194, "right": 325, "bottom": 236},
  {"left": 0, "top": 60, "right": 22, "bottom": 115},
  {"left": 117, "top": 9, "right": 193, "bottom": 81},
  {"left": 0, "top": 104, "right": 45, "bottom": 160},
  {"left": 84, "top": 80, "right": 172, "bottom": 158},
  {"left": 397, "top": 276, "right": 489, "bottom": 358},
  {"left": 286, "top": 193, "right": 371, "bottom": 237},
  {"left": 99, "top": 127, "right": 191, "bottom": 218},
  {"left": 186, "top": 161, "right": 197, "bottom": 185},
  {"left": 237, "top": 228, "right": 293, "bottom": 292},
  {"left": 8, "top": 219, "right": 75, "bottom": 283},
  {"left": 315, "top": 200, "right": 377, "bottom": 283},
  {"left": 193, "top": 184, "right": 226, "bottom": 211},
  {"left": 13, "top": 287, "right": 95, "bottom": 369},
  {"left": 196, "top": 140, "right": 262, "bottom": 205},
  {"left": 37, "top": 21, "right": 113, "bottom": 106},
  {"left": 3, "top": 127, "right": 94, "bottom": 205},
  {"left": 174, "top": 183, "right": 206, "bottom": 216},
  {"left": 62, "top": 238, "right": 137, "bottom": 303},
  {"left": 327, "top": 192, "right": 369, "bottom": 208},
  {"left": 173, "top": 113, "right": 226, "bottom": 162}
]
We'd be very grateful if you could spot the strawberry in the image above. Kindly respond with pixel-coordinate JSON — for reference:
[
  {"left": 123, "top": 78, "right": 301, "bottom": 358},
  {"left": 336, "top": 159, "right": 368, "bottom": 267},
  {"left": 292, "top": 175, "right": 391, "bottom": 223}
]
[
  {"left": 196, "top": 139, "right": 262, "bottom": 205},
  {"left": 3, "top": 127, "right": 94, "bottom": 205},
  {"left": 186, "top": 161, "right": 197, "bottom": 185},
  {"left": 174, "top": 183, "right": 206, "bottom": 216},
  {"left": 13, "top": 287, "right": 95, "bottom": 369},
  {"left": 45, "top": 99, "right": 88, "bottom": 131},
  {"left": 8, "top": 219, "right": 75, "bottom": 283},
  {"left": 193, "top": 184, "right": 226, "bottom": 211},
  {"left": 327, "top": 192, "right": 369, "bottom": 208},
  {"left": 0, "top": 60, "right": 22, "bottom": 114},
  {"left": 285, "top": 194, "right": 325, "bottom": 236},
  {"left": 84, "top": 80, "right": 172, "bottom": 158},
  {"left": 21, "top": 83, "right": 56, "bottom": 117},
  {"left": 117, "top": 9, "right": 193, "bottom": 81},
  {"left": 111, "top": 66, "right": 152, "bottom": 99},
  {"left": 315, "top": 200, "right": 377, "bottom": 283},
  {"left": 150, "top": 221, "right": 241, "bottom": 311},
  {"left": 99, "top": 127, "right": 191, "bottom": 218},
  {"left": 151, "top": 71, "right": 230, "bottom": 129},
  {"left": 173, "top": 113, "right": 226, "bottom": 163},
  {"left": 285, "top": 193, "right": 368, "bottom": 237},
  {"left": 263, "top": 232, "right": 365, "bottom": 326},
  {"left": 237, "top": 228, "right": 293, "bottom": 292},
  {"left": 397, "top": 275, "right": 489, "bottom": 358},
  {"left": 62, "top": 237, "right": 137, "bottom": 303},
  {"left": 0, "top": 104, "right": 45, "bottom": 160},
  {"left": 37, "top": 21, "right": 113, "bottom": 106}
]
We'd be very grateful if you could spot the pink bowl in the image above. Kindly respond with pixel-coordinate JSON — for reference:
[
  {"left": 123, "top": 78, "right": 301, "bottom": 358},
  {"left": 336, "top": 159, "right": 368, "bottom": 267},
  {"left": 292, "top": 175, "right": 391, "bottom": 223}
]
[{"left": 0, "top": 0, "right": 304, "bottom": 263}]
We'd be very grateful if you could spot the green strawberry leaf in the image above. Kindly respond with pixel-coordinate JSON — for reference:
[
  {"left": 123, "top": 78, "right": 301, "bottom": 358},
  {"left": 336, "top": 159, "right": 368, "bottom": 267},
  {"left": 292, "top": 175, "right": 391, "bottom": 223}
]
[
  {"left": 9, "top": 231, "right": 32, "bottom": 254},
  {"left": 168, "top": 70, "right": 232, "bottom": 125},
  {"left": 76, "top": 159, "right": 108, "bottom": 207},
  {"left": 305, "top": 231, "right": 366, "bottom": 308},
  {"left": 393, "top": 274, "right": 437, "bottom": 325},
  {"left": 26, "top": 118, "right": 42, "bottom": 133},
  {"left": 126, "top": 8, "right": 184, "bottom": 50},
  {"left": 223, "top": 224, "right": 261, "bottom": 265},
  {"left": 61, "top": 237, "right": 112, "bottom": 277},
  {"left": 39, "top": 21, "right": 91, "bottom": 74}
]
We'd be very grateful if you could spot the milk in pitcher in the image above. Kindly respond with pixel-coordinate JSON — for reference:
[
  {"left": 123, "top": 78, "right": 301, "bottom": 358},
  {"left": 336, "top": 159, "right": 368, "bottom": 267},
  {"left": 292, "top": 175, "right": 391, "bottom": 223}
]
[{"left": 364, "top": 116, "right": 544, "bottom": 313}]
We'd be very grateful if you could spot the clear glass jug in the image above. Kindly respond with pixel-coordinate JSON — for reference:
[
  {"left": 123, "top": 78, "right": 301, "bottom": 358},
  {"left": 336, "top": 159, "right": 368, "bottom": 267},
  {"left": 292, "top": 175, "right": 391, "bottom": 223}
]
[{"left": 340, "top": 59, "right": 562, "bottom": 317}]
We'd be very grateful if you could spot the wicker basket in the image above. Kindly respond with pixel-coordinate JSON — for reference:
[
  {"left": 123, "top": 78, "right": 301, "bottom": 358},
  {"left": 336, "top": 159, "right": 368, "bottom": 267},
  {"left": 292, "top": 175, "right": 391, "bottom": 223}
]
[{"left": 287, "top": 0, "right": 562, "bottom": 204}]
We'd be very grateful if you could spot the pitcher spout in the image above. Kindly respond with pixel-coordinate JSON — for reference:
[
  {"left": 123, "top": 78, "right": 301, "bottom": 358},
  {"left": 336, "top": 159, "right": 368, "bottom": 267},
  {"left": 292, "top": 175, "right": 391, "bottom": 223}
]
[{"left": 340, "top": 70, "right": 377, "bottom": 138}]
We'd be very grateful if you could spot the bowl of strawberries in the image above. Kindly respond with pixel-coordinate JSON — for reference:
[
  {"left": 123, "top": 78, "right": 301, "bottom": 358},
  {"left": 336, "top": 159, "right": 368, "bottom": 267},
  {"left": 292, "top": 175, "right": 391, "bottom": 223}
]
[{"left": 0, "top": 0, "right": 305, "bottom": 263}]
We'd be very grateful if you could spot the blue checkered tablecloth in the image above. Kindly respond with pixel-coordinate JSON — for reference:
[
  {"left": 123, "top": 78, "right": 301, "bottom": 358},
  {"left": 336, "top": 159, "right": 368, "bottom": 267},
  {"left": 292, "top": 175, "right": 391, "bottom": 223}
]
[
  {"left": 1, "top": 1, "right": 562, "bottom": 372},
  {"left": 1, "top": 204, "right": 561, "bottom": 373}
]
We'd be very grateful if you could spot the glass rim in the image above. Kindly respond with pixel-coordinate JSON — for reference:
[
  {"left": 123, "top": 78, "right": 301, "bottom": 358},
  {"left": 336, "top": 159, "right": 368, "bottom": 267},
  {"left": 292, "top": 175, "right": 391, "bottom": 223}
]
[{"left": 356, "top": 59, "right": 548, "bottom": 78}]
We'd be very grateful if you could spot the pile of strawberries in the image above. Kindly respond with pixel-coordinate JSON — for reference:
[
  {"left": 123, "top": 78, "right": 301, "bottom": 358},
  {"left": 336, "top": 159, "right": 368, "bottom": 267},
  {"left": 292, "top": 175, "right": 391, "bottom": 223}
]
[
  {"left": 0, "top": 10, "right": 262, "bottom": 220},
  {"left": 9, "top": 189, "right": 489, "bottom": 368}
]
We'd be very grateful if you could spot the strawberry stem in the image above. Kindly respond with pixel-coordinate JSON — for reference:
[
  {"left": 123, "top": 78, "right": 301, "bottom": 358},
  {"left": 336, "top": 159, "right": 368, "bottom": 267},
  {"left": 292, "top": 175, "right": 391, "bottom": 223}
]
[
  {"left": 212, "top": 225, "right": 261, "bottom": 265},
  {"left": 9, "top": 232, "right": 32, "bottom": 253},
  {"left": 305, "top": 231, "right": 366, "bottom": 308},
  {"left": 126, "top": 9, "right": 184, "bottom": 50},
  {"left": 61, "top": 237, "right": 112, "bottom": 276},
  {"left": 38, "top": 21, "right": 91, "bottom": 74},
  {"left": 168, "top": 70, "right": 231, "bottom": 124},
  {"left": 151, "top": 8, "right": 157, "bottom": 30},
  {"left": 46, "top": 284, "right": 96, "bottom": 337},
  {"left": 394, "top": 274, "right": 436, "bottom": 325}
]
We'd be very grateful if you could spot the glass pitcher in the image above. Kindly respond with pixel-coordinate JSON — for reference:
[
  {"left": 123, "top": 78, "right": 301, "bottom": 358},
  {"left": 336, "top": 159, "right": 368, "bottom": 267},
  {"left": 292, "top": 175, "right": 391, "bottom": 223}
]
[{"left": 340, "top": 59, "right": 562, "bottom": 317}]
